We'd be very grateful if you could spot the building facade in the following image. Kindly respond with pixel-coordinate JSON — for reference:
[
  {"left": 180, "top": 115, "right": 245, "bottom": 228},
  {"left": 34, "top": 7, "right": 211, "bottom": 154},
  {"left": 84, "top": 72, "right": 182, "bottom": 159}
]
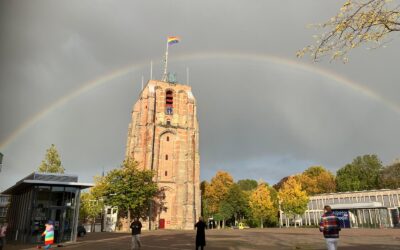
[
  {"left": 281, "top": 189, "right": 400, "bottom": 228},
  {"left": 125, "top": 79, "right": 200, "bottom": 230}
]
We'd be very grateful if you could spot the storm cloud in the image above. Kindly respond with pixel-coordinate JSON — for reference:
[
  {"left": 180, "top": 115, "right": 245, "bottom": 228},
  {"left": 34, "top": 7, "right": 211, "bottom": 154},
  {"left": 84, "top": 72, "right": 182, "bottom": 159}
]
[{"left": 1, "top": 0, "right": 399, "bottom": 189}]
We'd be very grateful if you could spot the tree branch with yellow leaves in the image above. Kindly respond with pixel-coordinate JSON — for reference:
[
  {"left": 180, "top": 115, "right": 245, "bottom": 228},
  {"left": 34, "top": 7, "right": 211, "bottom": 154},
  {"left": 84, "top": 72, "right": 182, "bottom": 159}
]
[{"left": 298, "top": 0, "right": 400, "bottom": 62}]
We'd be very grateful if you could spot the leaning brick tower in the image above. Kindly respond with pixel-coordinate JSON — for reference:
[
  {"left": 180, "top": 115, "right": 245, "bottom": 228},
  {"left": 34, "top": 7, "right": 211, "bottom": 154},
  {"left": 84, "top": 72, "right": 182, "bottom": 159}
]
[{"left": 125, "top": 77, "right": 200, "bottom": 230}]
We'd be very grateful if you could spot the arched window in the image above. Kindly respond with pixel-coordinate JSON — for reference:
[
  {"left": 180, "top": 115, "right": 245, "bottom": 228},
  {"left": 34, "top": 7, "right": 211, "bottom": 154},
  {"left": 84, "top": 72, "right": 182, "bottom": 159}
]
[
  {"left": 166, "top": 136, "right": 169, "bottom": 142},
  {"left": 166, "top": 90, "right": 173, "bottom": 115},
  {"left": 165, "top": 154, "right": 168, "bottom": 160},
  {"left": 165, "top": 171, "right": 168, "bottom": 176}
]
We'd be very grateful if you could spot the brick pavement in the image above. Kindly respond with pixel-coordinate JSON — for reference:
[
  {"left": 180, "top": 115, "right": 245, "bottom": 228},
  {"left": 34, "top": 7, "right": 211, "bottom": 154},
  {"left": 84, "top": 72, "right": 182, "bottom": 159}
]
[{"left": 5, "top": 228, "right": 400, "bottom": 250}]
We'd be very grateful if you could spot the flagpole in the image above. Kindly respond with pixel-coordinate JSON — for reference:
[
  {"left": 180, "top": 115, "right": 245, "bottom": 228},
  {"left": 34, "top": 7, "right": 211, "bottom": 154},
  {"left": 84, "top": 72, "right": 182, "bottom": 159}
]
[
  {"left": 150, "top": 60, "right": 153, "bottom": 80},
  {"left": 186, "top": 67, "right": 189, "bottom": 86},
  {"left": 163, "top": 39, "right": 169, "bottom": 82}
]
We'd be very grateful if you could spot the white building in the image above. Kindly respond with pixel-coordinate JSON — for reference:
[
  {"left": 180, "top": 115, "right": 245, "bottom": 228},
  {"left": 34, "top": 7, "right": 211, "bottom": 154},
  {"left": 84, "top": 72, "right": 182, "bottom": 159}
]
[{"left": 280, "top": 189, "right": 400, "bottom": 228}]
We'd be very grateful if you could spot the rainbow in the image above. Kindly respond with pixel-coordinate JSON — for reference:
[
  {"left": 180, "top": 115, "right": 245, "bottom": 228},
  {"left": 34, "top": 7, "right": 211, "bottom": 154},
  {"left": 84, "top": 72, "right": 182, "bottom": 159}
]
[{"left": 1, "top": 52, "right": 399, "bottom": 150}]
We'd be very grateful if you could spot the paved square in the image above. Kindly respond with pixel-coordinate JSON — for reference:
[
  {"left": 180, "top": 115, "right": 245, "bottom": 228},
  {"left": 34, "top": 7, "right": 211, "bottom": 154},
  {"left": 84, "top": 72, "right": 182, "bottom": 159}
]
[
  {"left": 64, "top": 228, "right": 400, "bottom": 250},
  {"left": 9, "top": 228, "right": 400, "bottom": 250}
]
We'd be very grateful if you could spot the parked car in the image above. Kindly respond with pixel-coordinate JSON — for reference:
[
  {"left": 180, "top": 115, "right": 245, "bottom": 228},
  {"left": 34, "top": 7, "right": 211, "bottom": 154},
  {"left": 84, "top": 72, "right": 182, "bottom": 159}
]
[{"left": 77, "top": 225, "right": 86, "bottom": 237}]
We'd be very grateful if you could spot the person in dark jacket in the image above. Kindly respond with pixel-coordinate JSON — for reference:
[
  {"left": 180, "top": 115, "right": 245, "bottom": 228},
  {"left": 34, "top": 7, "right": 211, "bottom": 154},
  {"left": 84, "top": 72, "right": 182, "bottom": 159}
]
[
  {"left": 319, "top": 205, "right": 341, "bottom": 250},
  {"left": 130, "top": 218, "right": 142, "bottom": 249},
  {"left": 195, "top": 217, "right": 207, "bottom": 250}
]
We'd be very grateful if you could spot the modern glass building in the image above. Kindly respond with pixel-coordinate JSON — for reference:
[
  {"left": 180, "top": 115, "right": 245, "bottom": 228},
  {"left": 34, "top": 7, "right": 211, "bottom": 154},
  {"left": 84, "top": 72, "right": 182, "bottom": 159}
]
[
  {"left": 2, "top": 172, "right": 92, "bottom": 244},
  {"left": 280, "top": 188, "right": 400, "bottom": 228}
]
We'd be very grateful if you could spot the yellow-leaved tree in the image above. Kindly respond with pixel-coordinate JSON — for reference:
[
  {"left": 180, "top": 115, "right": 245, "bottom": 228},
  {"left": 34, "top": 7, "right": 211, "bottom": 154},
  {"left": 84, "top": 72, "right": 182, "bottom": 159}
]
[
  {"left": 203, "top": 171, "right": 234, "bottom": 228},
  {"left": 298, "top": 0, "right": 400, "bottom": 62},
  {"left": 296, "top": 166, "right": 336, "bottom": 195},
  {"left": 249, "top": 183, "right": 277, "bottom": 228},
  {"left": 278, "top": 176, "right": 309, "bottom": 227}
]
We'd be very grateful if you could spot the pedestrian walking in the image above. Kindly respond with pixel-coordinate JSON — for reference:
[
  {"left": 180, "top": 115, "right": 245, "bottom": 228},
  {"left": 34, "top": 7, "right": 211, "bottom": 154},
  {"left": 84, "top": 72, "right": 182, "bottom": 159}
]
[
  {"left": 41, "top": 221, "right": 54, "bottom": 249},
  {"left": 130, "top": 218, "right": 142, "bottom": 249},
  {"left": 195, "top": 217, "right": 206, "bottom": 250},
  {"left": 0, "top": 223, "right": 7, "bottom": 250},
  {"left": 319, "top": 205, "right": 341, "bottom": 250}
]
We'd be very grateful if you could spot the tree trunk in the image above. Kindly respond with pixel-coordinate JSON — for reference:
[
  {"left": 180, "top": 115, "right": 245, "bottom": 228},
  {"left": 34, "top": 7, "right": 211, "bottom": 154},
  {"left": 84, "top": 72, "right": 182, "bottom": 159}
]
[
  {"left": 92, "top": 217, "right": 95, "bottom": 232},
  {"left": 222, "top": 219, "right": 225, "bottom": 229},
  {"left": 260, "top": 218, "right": 263, "bottom": 228},
  {"left": 128, "top": 209, "right": 131, "bottom": 225}
]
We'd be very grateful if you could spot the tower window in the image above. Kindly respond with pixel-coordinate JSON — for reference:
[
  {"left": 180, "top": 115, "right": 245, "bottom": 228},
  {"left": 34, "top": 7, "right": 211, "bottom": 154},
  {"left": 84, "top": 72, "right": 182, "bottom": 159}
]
[
  {"left": 166, "top": 90, "right": 173, "bottom": 115},
  {"left": 166, "top": 120, "right": 171, "bottom": 126},
  {"left": 166, "top": 136, "right": 169, "bottom": 141},
  {"left": 165, "top": 171, "right": 168, "bottom": 176},
  {"left": 165, "top": 154, "right": 168, "bottom": 160}
]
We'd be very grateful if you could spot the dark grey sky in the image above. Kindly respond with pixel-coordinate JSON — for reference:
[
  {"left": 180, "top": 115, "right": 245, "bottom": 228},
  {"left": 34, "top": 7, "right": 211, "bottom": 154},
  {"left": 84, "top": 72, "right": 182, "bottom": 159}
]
[{"left": 1, "top": 0, "right": 399, "bottom": 190}]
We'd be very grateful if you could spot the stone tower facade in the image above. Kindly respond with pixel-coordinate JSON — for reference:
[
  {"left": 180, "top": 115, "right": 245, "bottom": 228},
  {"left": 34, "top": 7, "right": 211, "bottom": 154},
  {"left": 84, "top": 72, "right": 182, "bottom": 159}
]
[{"left": 125, "top": 79, "right": 200, "bottom": 230}]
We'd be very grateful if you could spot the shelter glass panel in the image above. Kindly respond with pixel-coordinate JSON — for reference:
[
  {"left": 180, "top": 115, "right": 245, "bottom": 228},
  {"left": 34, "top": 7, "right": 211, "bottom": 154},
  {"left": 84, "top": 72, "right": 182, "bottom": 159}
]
[
  {"left": 383, "top": 195, "right": 390, "bottom": 207},
  {"left": 393, "top": 194, "right": 399, "bottom": 206}
]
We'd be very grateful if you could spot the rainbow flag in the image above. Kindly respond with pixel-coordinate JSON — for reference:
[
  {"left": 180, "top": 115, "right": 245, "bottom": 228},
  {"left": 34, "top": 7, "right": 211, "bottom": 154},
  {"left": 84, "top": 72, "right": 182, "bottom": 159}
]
[{"left": 167, "top": 36, "right": 180, "bottom": 46}]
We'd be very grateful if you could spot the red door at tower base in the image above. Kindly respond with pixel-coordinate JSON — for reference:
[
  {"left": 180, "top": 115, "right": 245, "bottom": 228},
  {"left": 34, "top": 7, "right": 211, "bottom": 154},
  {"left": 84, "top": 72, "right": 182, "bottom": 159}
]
[{"left": 159, "top": 219, "right": 165, "bottom": 229}]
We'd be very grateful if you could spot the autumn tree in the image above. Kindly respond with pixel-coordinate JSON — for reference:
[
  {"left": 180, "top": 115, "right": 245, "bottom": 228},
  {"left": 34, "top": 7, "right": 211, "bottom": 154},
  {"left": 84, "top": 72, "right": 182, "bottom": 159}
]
[
  {"left": 273, "top": 176, "right": 290, "bottom": 191},
  {"left": 297, "top": 166, "right": 336, "bottom": 195},
  {"left": 38, "top": 144, "right": 65, "bottom": 173},
  {"left": 249, "top": 183, "right": 278, "bottom": 228},
  {"left": 204, "top": 171, "right": 234, "bottom": 214},
  {"left": 94, "top": 158, "right": 159, "bottom": 223},
  {"left": 203, "top": 171, "right": 234, "bottom": 228},
  {"left": 278, "top": 177, "right": 309, "bottom": 225},
  {"left": 379, "top": 162, "right": 400, "bottom": 189},
  {"left": 298, "top": 0, "right": 400, "bottom": 62},
  {"left": 336, "top": 154, "right": 383, "bottom": 191}
]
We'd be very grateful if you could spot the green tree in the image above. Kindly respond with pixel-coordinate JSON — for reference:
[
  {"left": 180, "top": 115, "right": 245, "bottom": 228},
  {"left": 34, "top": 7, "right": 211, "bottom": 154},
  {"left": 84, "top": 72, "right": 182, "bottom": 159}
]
[
  {"left": 225, "top": 184, "right": 251, "bottom": 225},
  {"left": 38, "top": 144, "right": 65, "bottom": 173},
  {"left": 94, "top": 158, "right": 159, "bottom": 222},
  {"left": 336, "top": 154, "right": 383, "bottom": 191},
  {"left": 278, "top": 177, "right": 309, "bottom": 225},
  {"left": 249, "top": 183, "right": 277, "bottom": 228},
  {"left": 379, "top": 162, "right": 400, "bottom": 189},
  {"left": 214, "top": 200, "right": 235, "bottom": 228},
  {"left": 79, "top": 191, "right": 104, "bottom": 232},
  {"left": 298, "top": 0, "right": 400, "bottom": 62},
  {"left": 200, "top": 181, "right": 210, "bottom": 218},
  {"left": 237, "top": 179, "right": 258, "bottom": 191}
]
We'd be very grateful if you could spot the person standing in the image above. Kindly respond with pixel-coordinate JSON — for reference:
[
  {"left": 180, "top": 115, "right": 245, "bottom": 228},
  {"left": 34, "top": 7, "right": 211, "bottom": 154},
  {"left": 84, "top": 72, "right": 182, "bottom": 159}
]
[
  {"left": 41, "top": 221, "right": 54, "bottom": 249},
  {"left": 319, "top": 205, "right": 341, "bottom": 250},
  {"left": 130, "top": 218, "right": 142, "bottom": 249},
  {"left": 0, "top": 223, "right": 7, "bottom": 250},
  {"left": 195, "top": 217, "right": 206, "bottom": 250}
]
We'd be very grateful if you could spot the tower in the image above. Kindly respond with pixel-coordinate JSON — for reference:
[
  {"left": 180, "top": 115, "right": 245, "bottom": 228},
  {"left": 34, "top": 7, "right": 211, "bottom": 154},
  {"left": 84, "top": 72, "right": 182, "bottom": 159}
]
[{"left": 125, "top": 79, "right": 200, "bottom": 230}]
